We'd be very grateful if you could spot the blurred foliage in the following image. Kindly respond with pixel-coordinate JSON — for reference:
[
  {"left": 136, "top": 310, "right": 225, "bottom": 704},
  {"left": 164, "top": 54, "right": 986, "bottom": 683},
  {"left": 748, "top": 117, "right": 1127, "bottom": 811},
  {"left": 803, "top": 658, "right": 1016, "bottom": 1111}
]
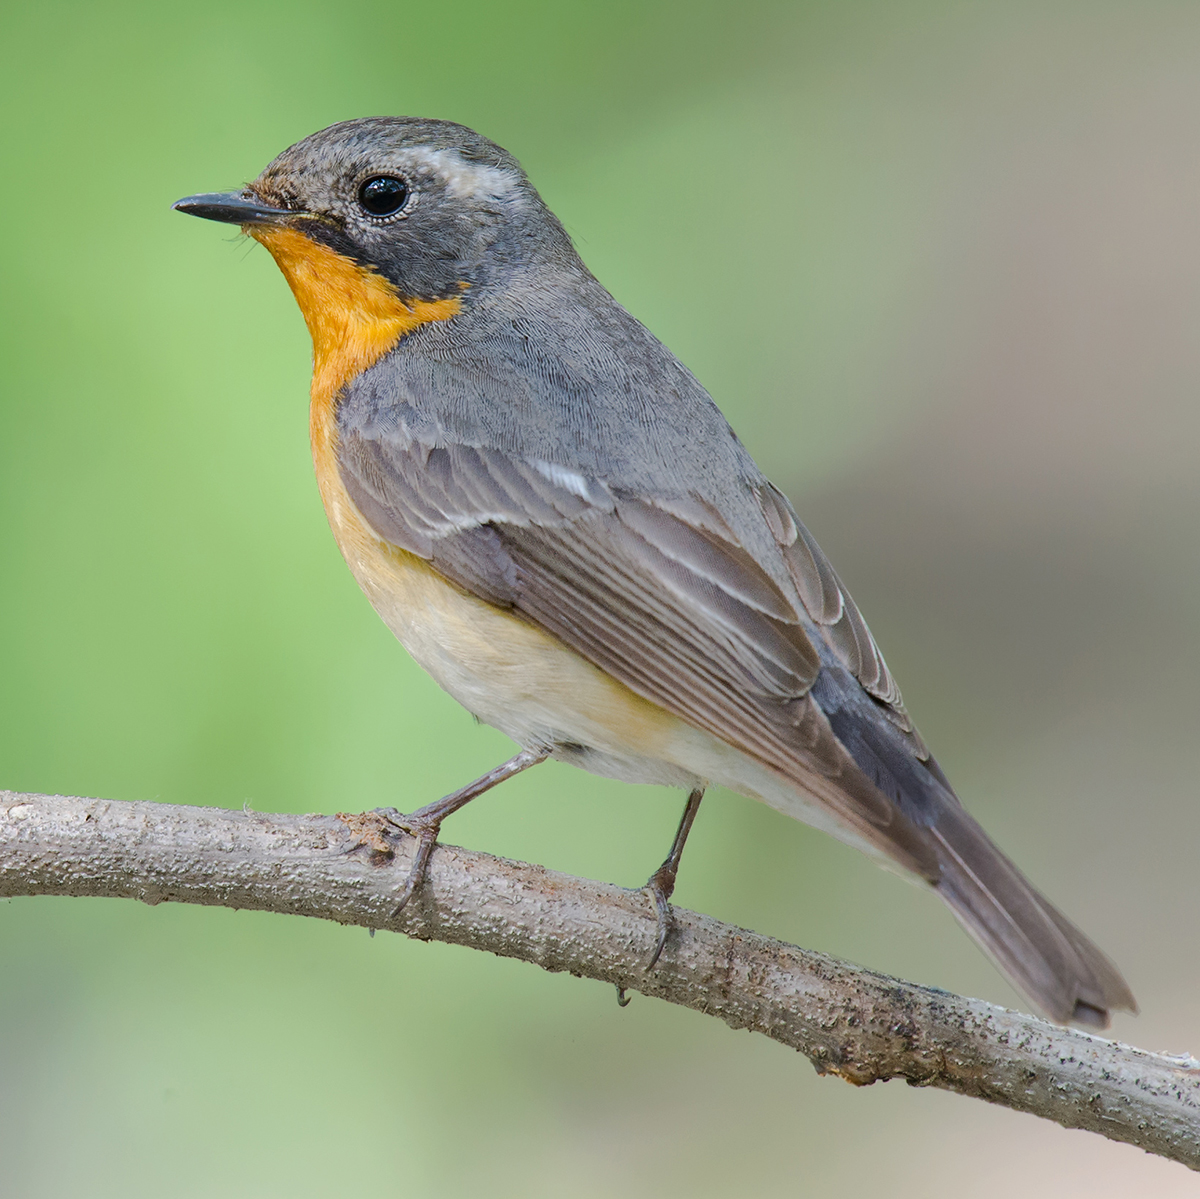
[{"left": 2, "top": 1, "right": 1199, "bottom": 1195}]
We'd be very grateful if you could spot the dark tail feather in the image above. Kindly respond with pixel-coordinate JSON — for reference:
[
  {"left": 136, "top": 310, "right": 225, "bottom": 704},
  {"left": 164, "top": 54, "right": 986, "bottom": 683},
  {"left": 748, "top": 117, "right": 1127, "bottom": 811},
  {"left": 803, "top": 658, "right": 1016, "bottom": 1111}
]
[{"left": 929, "top": 802, "right": 1136, "bottom": 1027}]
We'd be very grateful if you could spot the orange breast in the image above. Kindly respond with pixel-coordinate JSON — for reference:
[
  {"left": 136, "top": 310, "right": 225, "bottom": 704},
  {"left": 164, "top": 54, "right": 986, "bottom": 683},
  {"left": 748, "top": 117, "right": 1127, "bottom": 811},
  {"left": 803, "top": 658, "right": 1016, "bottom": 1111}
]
[{"left": 248, "top": 224, "right": 461, "bottom": 501}]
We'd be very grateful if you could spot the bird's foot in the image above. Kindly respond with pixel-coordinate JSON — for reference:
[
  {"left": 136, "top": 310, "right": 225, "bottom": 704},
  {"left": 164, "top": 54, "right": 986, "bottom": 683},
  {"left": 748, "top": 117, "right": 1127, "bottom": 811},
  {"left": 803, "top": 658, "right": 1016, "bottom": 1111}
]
[
  {"left": 640, "top": 785, "right": 704, "bottom": 969},
  {"left": 373, "top": 806, "right": 444, "bottom": 917},
  {"left": 368, "top": 746, "right": 552, "bottom": 918},
  {"left": 642, "top": 860, "right": 680, "bottom": 970}
]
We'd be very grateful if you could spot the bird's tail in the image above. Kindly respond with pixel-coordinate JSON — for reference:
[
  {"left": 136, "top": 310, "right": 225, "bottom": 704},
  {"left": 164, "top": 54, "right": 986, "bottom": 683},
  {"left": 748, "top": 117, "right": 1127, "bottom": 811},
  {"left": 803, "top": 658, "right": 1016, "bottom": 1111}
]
[{"left": 928, "top": 801, "right": 1136, "bottom": 1027}]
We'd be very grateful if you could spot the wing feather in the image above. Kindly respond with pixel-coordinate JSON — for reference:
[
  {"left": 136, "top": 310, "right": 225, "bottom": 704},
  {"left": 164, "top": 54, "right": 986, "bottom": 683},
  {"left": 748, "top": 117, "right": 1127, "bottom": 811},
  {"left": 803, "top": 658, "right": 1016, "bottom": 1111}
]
[{"left": 756, "top": 482, "right": 923, "bottom": 743}]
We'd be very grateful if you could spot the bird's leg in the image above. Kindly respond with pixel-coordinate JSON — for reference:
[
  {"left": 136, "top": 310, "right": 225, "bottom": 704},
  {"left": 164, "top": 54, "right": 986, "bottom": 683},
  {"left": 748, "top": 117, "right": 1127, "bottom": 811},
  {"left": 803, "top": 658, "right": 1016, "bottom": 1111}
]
[
  {"left": 380, "top": 746, "right": 550, "bottom": 916},
  {"left": 643, "top": 786, "right": 705, "bottom": 969}
]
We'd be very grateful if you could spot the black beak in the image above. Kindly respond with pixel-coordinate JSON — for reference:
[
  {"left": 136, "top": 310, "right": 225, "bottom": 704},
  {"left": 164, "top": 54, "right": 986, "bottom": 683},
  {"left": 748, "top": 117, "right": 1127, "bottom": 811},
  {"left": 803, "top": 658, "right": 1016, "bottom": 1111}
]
[{"left": 172, "top": 190, "right": 297, "bottom": 225}]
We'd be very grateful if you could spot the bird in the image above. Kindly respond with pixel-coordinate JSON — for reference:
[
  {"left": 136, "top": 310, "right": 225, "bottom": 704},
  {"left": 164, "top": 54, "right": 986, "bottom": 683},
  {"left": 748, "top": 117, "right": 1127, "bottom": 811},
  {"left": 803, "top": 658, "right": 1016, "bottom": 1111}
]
[{"left": 174, "top": 116, "right": 1135, "bottom": 1027}]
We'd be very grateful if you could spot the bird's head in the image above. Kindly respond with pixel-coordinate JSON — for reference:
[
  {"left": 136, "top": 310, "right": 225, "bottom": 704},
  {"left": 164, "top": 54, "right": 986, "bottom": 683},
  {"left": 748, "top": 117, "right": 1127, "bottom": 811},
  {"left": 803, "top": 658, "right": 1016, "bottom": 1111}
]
[{"left": 175, "top": 117, "right": 568, "bottom": 390}]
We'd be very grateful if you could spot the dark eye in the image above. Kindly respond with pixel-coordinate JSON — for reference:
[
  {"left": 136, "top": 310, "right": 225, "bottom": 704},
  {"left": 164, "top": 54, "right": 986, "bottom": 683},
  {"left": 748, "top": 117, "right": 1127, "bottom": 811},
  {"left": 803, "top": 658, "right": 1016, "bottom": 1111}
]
[{"left": 358, "top": 175, "right": 409, "bottom": 216}]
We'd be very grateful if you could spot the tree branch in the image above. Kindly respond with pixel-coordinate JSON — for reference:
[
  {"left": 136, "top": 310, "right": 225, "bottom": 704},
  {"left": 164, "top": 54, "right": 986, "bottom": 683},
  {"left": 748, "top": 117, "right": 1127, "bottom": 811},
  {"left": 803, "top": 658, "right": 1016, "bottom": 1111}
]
[{"left": 2, "top": 789, "right": 1197, "bottom": 1168}]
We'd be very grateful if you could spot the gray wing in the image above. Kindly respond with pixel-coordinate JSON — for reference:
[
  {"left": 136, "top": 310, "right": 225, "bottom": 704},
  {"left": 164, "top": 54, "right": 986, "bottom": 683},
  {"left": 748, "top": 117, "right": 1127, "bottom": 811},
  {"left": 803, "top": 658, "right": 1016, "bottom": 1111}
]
[{"left": 338, "top": 426, "right": 940, "bottom": 877}]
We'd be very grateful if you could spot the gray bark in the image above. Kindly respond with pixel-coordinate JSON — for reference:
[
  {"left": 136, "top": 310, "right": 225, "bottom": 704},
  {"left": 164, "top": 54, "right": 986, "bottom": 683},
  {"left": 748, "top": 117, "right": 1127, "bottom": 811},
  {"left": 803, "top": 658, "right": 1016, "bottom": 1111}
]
[{"left": 2, "top": 790, "right": 1197, "bottom": 1169}]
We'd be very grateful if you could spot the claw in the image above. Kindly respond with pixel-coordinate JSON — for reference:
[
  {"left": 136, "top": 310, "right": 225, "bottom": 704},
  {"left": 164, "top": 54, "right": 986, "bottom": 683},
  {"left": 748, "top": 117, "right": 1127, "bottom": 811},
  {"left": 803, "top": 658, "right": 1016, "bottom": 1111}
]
[
  {"left": 641, "top": 786, "right": 704, "bottom": 970},
  {"left": 390, "top": 819, "right": 441, "bottom": 916},
  {"left": 644, "top": 865, "right": 677, "bottom": 969}
]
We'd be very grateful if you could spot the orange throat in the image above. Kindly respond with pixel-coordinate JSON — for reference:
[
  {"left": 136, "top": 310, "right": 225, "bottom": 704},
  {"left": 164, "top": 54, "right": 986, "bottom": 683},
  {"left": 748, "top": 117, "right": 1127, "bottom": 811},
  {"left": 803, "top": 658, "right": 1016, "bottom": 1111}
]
[{"left": 248, "top": 225, "right": 461, "bottom": 488}]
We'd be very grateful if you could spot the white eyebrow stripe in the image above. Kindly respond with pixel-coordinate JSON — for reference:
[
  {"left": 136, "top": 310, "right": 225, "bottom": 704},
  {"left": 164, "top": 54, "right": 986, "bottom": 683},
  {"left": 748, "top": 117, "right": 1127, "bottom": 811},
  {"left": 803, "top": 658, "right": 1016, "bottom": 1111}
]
[
  {"left": 402, "top": 146, "right": 520, "bottom": 200},
  {"left": 531, "top": 460, "right": 592, "bottom": 500}
]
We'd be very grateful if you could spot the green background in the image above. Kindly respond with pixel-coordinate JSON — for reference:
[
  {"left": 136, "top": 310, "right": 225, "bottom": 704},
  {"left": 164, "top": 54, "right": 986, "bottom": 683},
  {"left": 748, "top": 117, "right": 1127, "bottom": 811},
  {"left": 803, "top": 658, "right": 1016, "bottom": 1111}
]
[{"left": 2, "top": 1, "right": 1199, "bottom": 1194}]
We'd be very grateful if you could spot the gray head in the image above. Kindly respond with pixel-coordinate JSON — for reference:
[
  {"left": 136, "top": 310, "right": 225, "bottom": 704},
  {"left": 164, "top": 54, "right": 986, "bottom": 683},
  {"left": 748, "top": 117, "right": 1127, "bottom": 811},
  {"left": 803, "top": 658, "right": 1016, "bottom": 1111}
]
[{"left": 176, "top": 117, "right": 575, "bottom": 299}]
